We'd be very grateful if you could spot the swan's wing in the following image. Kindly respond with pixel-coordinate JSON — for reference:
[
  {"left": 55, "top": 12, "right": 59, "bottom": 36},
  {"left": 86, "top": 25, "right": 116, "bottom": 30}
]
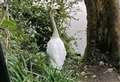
[
  {"left": 47, "top": 40, "right": 59, "bottom": 59},
  {"left": 57, "top": 39, "right": 66, "bottom": 62},
  {"left": 47, "top": 38, "right": 66, "bottom": 65}
]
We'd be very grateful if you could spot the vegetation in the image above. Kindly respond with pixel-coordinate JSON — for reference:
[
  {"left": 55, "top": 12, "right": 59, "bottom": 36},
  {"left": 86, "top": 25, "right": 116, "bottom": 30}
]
[
  {"left": 0, "top": 0, "right": 81, "bottom": 82},
  {"left": 1, "top": 0, "right": 119, "bottom": 82}
]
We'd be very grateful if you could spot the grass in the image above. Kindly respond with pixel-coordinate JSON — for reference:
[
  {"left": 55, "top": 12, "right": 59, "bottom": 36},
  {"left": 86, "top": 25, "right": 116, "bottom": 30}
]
[
  {"left": 6, "top": 45, "right": 80, "bottom": 82},
  {"left": 0, "top": 28, "right": 82, "bottom": 82}
]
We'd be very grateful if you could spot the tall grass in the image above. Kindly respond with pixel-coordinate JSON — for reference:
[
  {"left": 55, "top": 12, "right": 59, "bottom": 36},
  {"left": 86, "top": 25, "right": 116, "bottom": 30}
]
[{"left": 6, "top": 45, "right": 77, "bottom": 82}]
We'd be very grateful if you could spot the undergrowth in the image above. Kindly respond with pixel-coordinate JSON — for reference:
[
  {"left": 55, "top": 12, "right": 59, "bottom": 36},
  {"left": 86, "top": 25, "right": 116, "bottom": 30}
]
[{"left": 4, "top": 37, "right": 80, "bottom": 82}]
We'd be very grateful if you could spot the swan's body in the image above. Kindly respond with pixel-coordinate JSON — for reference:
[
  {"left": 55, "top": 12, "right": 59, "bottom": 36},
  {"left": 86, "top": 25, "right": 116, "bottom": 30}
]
[
  {"left": 0, "top": 0, "right": 4, "bottom": 4},
  {"left": 47, "top": 10, "right": 66, "bottom": 70},
  {"left": 47, "top": 37, "right": 66, "bottom": 69}
]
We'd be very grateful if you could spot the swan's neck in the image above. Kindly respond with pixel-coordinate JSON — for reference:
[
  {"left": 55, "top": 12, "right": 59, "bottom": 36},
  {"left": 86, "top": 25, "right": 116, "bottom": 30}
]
[{"left": 50, "top": 12, "right": 60, "bottom": 38}]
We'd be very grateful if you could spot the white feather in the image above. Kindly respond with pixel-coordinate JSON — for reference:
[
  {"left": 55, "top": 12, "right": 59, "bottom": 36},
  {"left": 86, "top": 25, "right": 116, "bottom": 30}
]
[
  {"left": 47, "top": 37, "right": 66, "bottom": 69},
  {"left": 0, "top": 0, "right": 4, "bottom": 4}
]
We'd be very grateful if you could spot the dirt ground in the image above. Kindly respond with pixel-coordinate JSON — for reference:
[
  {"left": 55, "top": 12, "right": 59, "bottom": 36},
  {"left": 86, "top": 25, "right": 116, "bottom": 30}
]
[{"left": 80, "top": 65, "right": 120, "bottom": 82}]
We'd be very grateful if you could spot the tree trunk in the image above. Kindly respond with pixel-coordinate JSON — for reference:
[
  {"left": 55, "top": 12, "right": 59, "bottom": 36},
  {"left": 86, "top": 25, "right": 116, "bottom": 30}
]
[
  {"left": 0, "top": 43, "right": 10, "bottom": 82},
  {"left": 84, "top": 0, "right": 120, "bottom": 68}
]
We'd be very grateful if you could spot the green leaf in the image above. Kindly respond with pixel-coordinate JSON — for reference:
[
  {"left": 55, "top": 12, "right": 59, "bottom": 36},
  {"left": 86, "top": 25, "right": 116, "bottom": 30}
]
[{"left": 1, "top": 18, "right": 17, "bottom": 31}]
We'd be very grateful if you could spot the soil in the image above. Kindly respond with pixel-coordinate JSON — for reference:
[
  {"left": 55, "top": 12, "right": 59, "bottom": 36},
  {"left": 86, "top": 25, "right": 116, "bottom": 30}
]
[{"left": 80, "top": 65, "right": 120, "bottom": 82}]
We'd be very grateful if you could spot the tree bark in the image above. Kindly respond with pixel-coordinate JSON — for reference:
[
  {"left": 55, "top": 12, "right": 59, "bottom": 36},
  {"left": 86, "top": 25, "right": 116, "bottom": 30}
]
[
  {"left": 84, "top": 0, "right": 120, "bottom": 68},
  {"left": 0, "top": 43, "right": 10, "bottom": 82}
]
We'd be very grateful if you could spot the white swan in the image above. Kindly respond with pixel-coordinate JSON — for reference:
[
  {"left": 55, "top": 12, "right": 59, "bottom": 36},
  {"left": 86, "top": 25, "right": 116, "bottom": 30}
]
[{"left": 47, "top": 10, "right": 66, "bottom": 70}]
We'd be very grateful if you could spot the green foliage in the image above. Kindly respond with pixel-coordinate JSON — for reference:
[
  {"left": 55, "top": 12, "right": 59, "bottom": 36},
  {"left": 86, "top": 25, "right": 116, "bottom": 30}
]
[
  {"left": 9, "top": 0, "right": 77, "bottom": 54},
  {"left": 0, "top": 0, "right": 81, "bottom": 82},
  {"left": 6, "top": 36, "right": 77, "bottom": 82},
  {"left": 1, "top": 18, "right": 17, "bottom": 31}
]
